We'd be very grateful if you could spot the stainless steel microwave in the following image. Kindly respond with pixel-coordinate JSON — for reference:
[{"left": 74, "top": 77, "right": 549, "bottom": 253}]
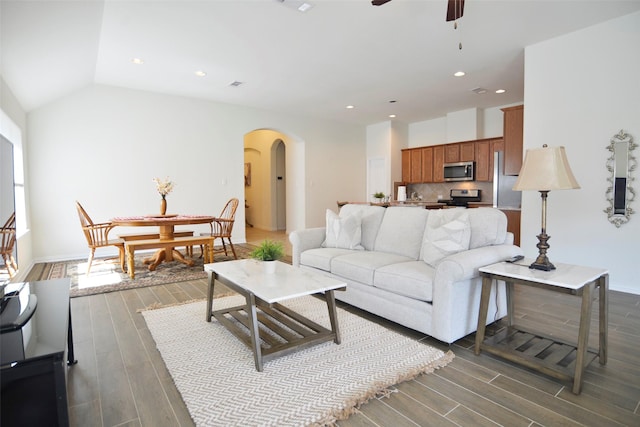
[{"left": 444, "top": 161, "right": 474, "bottom": 182}]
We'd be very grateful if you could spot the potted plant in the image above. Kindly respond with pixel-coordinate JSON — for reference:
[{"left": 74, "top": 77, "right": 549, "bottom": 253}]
[
  {"left": 249, "top": 239, "right": 285, "bottom": 273},
  {"left": 372, "top": 191, "right": 385, "bottom": 203}
]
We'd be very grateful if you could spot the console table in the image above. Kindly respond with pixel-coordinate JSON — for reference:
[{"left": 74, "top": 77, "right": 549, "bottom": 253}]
[{"left": 475, "top": 260, "right": 608, "bottom": 394}]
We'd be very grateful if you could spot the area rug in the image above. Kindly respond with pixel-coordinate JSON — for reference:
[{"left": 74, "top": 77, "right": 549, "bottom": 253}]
[
  {"left": 40, "top": 244, "right": 277, "bottom": 298},
  {"left": 142, "top": 295, "right": 454, "bottom": 427}
]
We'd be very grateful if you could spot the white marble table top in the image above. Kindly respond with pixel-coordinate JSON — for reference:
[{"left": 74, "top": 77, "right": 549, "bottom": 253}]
[
  {"left": 479, "top": 259, "right": 608, "bottom": 291},
  {"left": 204, "top": 259, "right": 346, "bottom": 303}
]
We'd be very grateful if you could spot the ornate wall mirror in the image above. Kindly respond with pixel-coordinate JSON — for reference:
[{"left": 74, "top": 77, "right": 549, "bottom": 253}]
[{"left": 604, "top": 130, "right": 636, "bottom": 227}]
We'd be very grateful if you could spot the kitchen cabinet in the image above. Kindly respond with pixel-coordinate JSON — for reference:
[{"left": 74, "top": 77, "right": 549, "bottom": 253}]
[
  {"left": 460, "top": 142, "right": 475, "bottom": 161},
  {"left": 410, "top": 149, "right": 422, "bottom": 182},
  {"left": 490, "top": 138, "right": 504, "bottom": 179},
  {"left": 421, "top": 147, "right": 433, "bottom": 183},
  {"left": 444, "top": 144, "right": 460, "bottom": 163},
  {"left": 502, "top": 105, "right": 524, "bottom": 176},
  {"left": 401, "top": 150, "right": 411, "bottom": 182},
  {"left": 501, "top": 209, "right": 521, "bottom": 246},
  {"left": 433, "top": 145, "right": 445, "bottom": 182},
  {"left": 475, "top": 140, "right": 491, "bottom": 181}
]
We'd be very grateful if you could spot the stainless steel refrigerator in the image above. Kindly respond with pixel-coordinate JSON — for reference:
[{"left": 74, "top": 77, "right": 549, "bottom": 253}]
[{"left": 492, "top": 151, "right": 521, "bottom": 208}]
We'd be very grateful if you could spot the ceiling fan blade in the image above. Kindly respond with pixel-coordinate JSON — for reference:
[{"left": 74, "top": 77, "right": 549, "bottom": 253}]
[
  {"left": 371, "top": 0, "right": 392, "bottom": 6},
  {"left": 446, "top": 0, "right": 465, "bottom": 21}
]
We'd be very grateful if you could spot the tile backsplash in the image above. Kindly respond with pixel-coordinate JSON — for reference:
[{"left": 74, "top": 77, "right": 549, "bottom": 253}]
[{"left": 403, "top": 182, "right": 495, "bottom": 204}]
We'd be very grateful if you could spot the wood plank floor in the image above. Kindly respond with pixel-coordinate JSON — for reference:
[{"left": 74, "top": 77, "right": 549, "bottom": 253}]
[{"left": 24, "top": 265, "right": 640, "bottom": 427}]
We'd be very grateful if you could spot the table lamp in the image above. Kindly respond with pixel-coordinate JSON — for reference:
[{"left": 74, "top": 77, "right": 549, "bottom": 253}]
[{"left": 513, "top": 145, "right": 580, "bottom": 271}]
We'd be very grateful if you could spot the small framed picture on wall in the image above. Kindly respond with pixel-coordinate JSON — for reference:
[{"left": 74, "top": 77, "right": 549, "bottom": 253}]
[{"left": 244, "top": 162, "right": 251, "bottom": 186}]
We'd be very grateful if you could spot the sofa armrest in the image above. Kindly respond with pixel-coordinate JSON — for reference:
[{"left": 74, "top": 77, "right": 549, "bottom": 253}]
[
  {"left": 436, "top": 244, "right": 523, "bottom": 283},
  {"left": 429, "top": 244, "right": 523, "bottom": 342},
  {"left": 289, "top": 227, "right": 326, "bottom": 267}
]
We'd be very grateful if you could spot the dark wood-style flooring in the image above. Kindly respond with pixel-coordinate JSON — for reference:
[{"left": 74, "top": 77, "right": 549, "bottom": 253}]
[{"left": 23, "top": 264, "right": 640, "bottom": 427}]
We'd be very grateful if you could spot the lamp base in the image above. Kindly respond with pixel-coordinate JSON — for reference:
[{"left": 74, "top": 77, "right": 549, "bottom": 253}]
[
  {"left": 529, "top": 259, "right": 556, "bottom": 271},
  {"left": 531, "top": 227, "right": 556, "bottom": 271}
]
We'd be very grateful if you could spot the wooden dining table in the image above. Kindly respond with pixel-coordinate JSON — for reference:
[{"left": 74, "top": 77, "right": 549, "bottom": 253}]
[{"left": 110, "top": 214, "right": 214, "bottom": 271}]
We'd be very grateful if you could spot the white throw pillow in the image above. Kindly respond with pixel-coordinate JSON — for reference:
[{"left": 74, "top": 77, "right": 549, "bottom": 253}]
[
  {"left": 421, "top": 209, "right": 471, "bottom": 267},
  {"left": 322, "top": 209, "right": 364, "bottom": 250}
]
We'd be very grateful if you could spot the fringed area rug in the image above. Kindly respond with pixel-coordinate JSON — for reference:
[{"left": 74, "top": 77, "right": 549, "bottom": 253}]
[
  {"left": 39, "top": 244, "right": 279, "bottom": 298},
  {"left": 142, "top": 295, "right": 454, "bottom": 427}
]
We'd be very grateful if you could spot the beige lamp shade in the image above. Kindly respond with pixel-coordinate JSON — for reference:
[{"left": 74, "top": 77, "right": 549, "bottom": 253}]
[{"left": 513, "top": 145, "right": 580, "bottom": 191}]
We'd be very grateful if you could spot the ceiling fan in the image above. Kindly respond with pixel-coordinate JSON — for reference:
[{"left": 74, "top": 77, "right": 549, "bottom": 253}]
[{"left": 371, "top": 0, "right": 465, "bottom": 22}]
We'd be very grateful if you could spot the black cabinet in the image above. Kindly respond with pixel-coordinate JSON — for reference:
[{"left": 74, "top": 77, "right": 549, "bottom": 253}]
[{"left": 1, "top": 279, "right": 74, "bottom": 427}]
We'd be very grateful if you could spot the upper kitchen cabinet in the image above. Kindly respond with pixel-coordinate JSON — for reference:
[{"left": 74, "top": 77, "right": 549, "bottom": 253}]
[
  {"left": 433, "top": 145, "right": 445, "bottom": 182},
  {"left": 444, "top": 144, "right": 460, "bottom": 163},
  {"left": 460, "top": 142, "right": 475, "bottom": 162},
  {"left": 502, "top": 105, "right": 524, "bottom": 176},
  {"left": 402, "top": 149, "right": 411, "bottom": 182},
  {"left": 475, "top": 140, "right": 491, "bottom": 181},
  {"left": 473, "top": 138, "right": 503, "bottom": 182},
  {"left": 401, "top": 148, "right": 424, "bottom": 183},
  {"left": 421, "top": 147, "right": 434, "bottom": 183}
]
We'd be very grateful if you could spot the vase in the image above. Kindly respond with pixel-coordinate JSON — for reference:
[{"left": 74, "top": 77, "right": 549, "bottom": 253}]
[
  {"left": 263, "top": 260, "right": 277, "bottom": 274},
  {"left": 160, "top": 197, "right": 167, "bottom": 216}
]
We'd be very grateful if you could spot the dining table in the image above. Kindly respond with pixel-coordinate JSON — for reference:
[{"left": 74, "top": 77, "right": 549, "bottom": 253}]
[{"left": 110, "top": 214, "right": 215, "bottom": 271}]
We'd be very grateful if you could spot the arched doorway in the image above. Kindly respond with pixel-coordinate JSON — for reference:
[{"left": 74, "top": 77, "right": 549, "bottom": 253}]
[{"left": 243, "top": 130, "right": 288, "bottom": 233}]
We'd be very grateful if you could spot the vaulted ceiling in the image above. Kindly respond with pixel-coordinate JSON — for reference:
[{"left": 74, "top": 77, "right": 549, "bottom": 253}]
[{"left": 2, "top": 0, "right": 639, "bottom": 125}]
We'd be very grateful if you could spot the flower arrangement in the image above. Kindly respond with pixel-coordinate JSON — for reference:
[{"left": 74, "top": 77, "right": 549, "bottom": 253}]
[
  {"left": 249, "top": 239, "right": 285, "bottom": 261},
  {"left": 153, "top": 177, "right": 174, "bottom": 199}
]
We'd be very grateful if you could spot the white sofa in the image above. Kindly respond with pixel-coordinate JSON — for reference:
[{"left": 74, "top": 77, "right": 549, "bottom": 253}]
[{"left": 289, "top": 204, "right": 523, "bottom": 344}]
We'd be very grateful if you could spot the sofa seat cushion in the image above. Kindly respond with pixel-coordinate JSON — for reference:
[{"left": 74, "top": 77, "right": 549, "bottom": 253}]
[
  {"left": 373, "top": 261, "right": 435, "bottom": 302},
  {"left": 300, "top": 247, "right": 355, "bottom": 272},
  {"left": 331, "top": 251, "right": 413, "bottom": 286}
]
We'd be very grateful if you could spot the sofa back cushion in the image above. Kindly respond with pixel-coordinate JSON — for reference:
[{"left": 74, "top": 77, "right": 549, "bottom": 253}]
[
  {"left": 374, "top": 207, "right": 429, "bottom": 259},
  {"left": 339, "top": 204, "right": 386, "bottom": 251},
  {"left": 467, "top": 207, "right": 508, "bottom": 248}
]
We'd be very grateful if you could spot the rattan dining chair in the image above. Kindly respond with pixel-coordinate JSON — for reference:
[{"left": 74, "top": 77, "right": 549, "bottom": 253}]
[
  {"left": 1, "top": 212, "right": 18, "bottom": 278},
  {"left": 200, "top": 198, "right": 239, "bottom": 260},
  {"left": 75, "top": 201, "right": 125, "bottom": 275}
]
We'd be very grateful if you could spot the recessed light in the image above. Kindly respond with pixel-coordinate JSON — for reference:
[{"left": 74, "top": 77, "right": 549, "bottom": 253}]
[
  {"left": 454, "top": 71, "right": 465, "bottom": 77},
  {"left": 131, "top": 58, "right": 144, "bottom": 65},
  {"left": 495, "top": 89, "right": 506, "bottom": 94},
  {"left": 389, "top": 114, "right": 396, "bottom": 118},
  {"left": 346, "top": 105, "right": 355, "bottom": 109},
  {"left": 195, "top": 70, "right": 207, "bottom": 77},
  {"left": 471, "top": 87, "right": 487, "bottom": 94},
  {"left": 229, "top": 80, "right": 244, "bottom": 87},
  {"left": 298, "top": 3, "right": 313, "bottom": 12}
]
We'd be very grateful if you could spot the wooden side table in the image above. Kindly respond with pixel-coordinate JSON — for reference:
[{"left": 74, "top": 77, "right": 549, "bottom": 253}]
[{"left": 475, "top": 260, "right": 608, "bottom": 394}]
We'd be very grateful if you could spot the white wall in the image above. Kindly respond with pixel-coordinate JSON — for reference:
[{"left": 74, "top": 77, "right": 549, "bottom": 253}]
[
  {"left": 407, "top": 104, "right": 518, "bottom": 148},
  {"left": 26, "top": 84, "right": 364, "bottom": 261},
  {"left": 523, "top": 11, "right": 640, "bottom": 294}
]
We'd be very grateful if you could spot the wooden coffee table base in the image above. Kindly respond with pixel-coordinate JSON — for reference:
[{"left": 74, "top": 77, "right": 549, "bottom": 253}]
[
  {"left": 205, "top": 260, "right": 345, "bottom": 372},
  {"left": 212, "top": 291, "right": 340, "bottom": 372}
]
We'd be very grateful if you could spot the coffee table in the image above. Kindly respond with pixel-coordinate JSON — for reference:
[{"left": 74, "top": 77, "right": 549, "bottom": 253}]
[{"left": 204, "top": 260, "right": 347, "bottom": 371}]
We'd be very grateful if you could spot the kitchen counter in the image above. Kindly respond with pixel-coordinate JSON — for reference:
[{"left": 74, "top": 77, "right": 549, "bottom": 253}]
[{"left": 390, "top": 201, "right": 446, "bottom": 208}]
